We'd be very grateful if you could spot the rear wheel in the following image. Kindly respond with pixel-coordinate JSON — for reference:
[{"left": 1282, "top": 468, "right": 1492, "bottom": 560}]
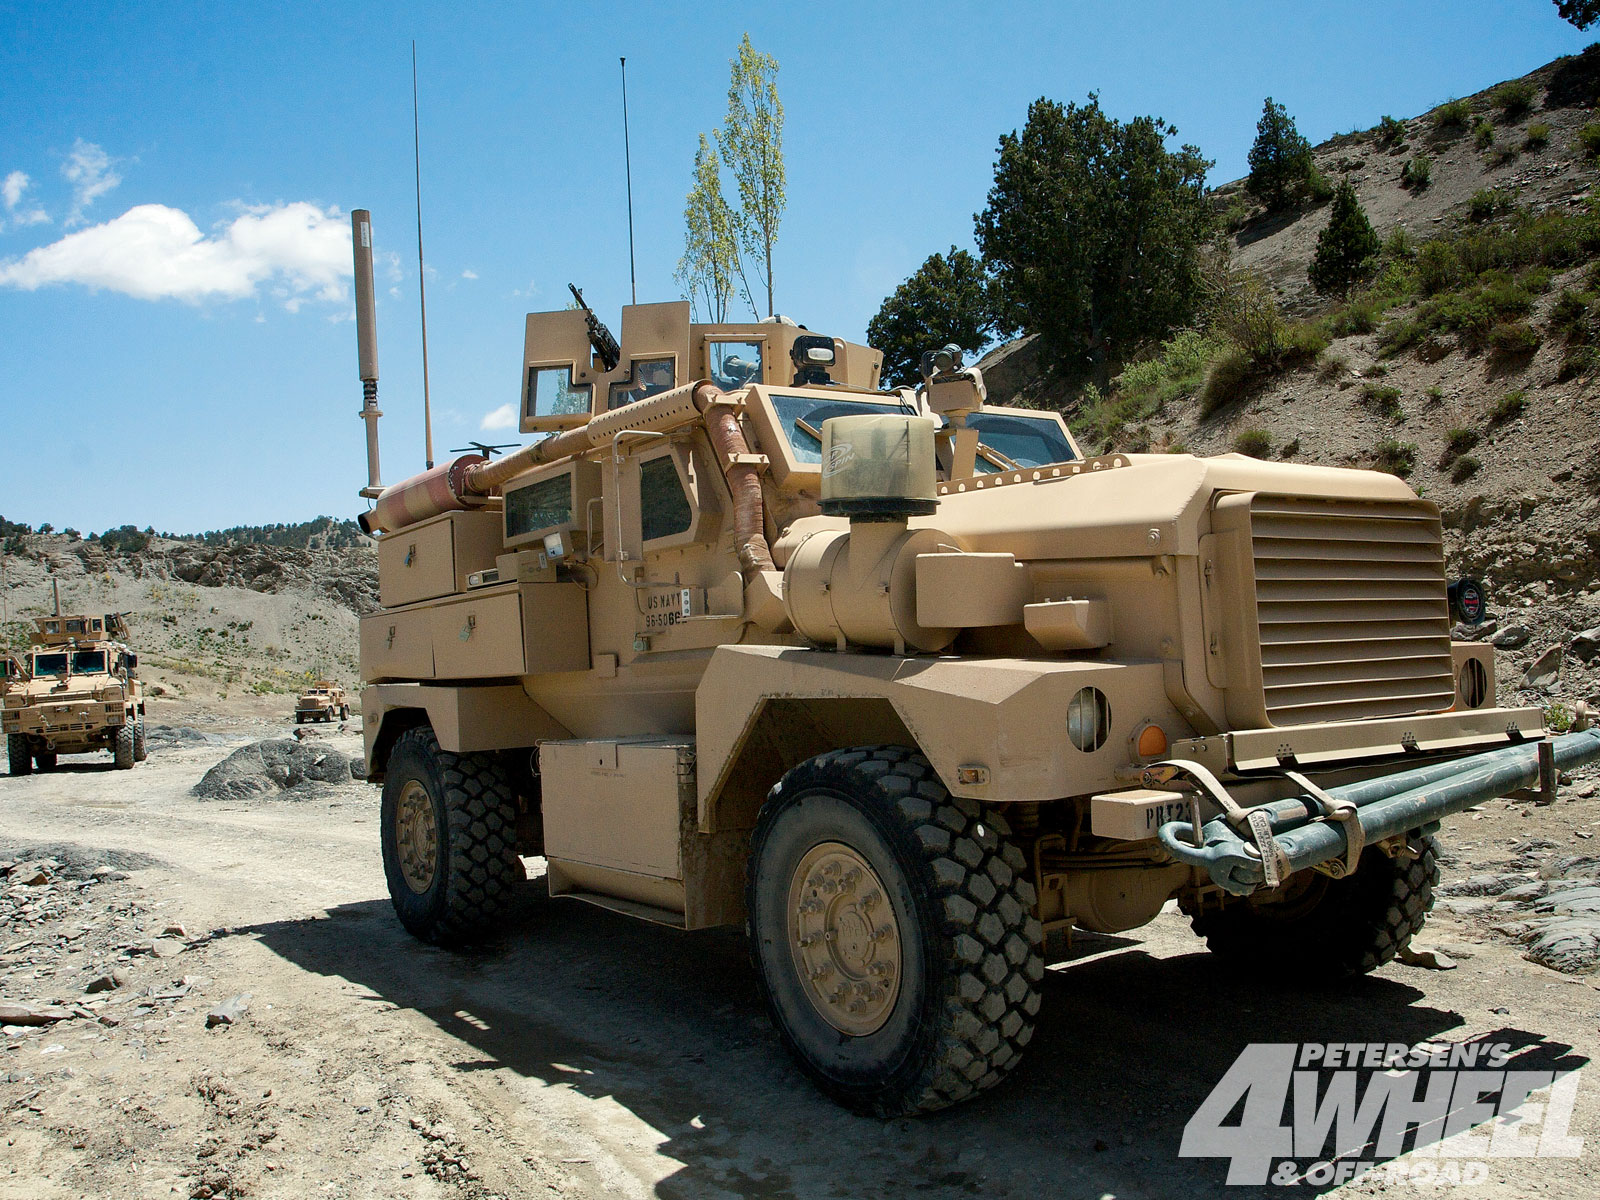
[
  {"left": 1184, "top": 831, "right": 1440, "bottom": 979},
  {"left": 380, "top": 726, "right": 525, "bottom": 945},
  {"left": 113, "top": 724, "right": 135, "bottom": 770},
  {"left": 133, "top": 714, "right": 148, "bottom": 762},
  {"left": 6, "top": 735, "right": 30, "bottom": 776},
  {"left": 747, "top": 746, "right": 1043, "bottom": 1117}
]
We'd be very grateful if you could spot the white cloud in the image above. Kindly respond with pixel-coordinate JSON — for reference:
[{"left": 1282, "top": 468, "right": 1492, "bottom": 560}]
[
  {"left": 0, "top": 171, "right": 48, "bottom": 230},
  {"left": 461, "top": 268, "right": 478, "bottom": 280},
  {"left": 0, "top": 201, "right": 352, "bottom": 307},
  {"left": 480, "top": 404, "right": 517, "bottom": 431},
  {"left": 61, "top": 139, "right": 121, "bottom": 224}
]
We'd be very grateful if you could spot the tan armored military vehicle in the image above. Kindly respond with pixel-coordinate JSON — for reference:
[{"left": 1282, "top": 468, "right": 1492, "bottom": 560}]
[
  {"left": 345, "top": 211, "right": 1600, "bottom": 1116},
  {"left": 3, "top": 603, "right": 147, "bottom": 774},
  {"left": 294, "top": 681, "right": 350, "bottom": 724}
]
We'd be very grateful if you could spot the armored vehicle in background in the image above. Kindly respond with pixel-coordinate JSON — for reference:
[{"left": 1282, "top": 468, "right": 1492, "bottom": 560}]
[
  {"left": 346, "top": 209, "right": 1600, "bottom": 1116},
  {"left": 3, "top": 604, "right": 146, "bottom": 774},
  {"left": 295, "top": 681, "right": 351, "bottom": 724}
]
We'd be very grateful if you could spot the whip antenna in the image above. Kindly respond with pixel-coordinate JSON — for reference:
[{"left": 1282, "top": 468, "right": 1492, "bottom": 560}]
[
  {"left": 413, "top": 41, "right": 435, "bottom": 470},
  {"left": 621, "top": 56, "right": 637, "bottom": 306}
]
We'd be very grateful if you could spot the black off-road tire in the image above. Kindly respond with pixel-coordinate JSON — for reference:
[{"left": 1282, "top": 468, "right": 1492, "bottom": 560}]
[
  {"left": 113, "top": 724, "right": 135, "bottom": 770},
  {"left": 133, "top": 714, "right": 148, "bottom": 762},
  {"left": 34, "top": 749, "right": 57, "bottom": 771},
  {"left": 380, "top": 726, "right": 525, "bottom": 946},
  {"left": 1185, "top": 830, "right": 1440, "bottom": 979},
  {"left": 6, "top": 735, "right": 30, "bottom": 776},
  {"left": 747, "top": 746, "right": 1044, "bottom": 1117},
  {"left": 294, "top": 713, "right": 304, "bottom": 725},
  {"left": 340, "top": 705, "right": 351, "bottom": 721}
]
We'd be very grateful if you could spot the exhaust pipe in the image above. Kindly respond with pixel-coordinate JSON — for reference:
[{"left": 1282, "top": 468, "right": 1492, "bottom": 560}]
[
  {"left": 352, "top": 209, "right": 384, "bottom": 501},
  {"left": 1157, "top": 728, "right": 1600, "bottom": 895}
]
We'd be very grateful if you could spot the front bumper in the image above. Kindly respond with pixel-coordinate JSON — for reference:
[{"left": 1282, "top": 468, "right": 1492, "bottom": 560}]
[
  {"left": 1170, "top": 705, "right": 1545, "bottom": 774},
  {"left": 1156, "top": 727, "right": 1600, "bottom": 895},
  {"left": 5, "top": 701, "right": 125, "bottom": 738}
]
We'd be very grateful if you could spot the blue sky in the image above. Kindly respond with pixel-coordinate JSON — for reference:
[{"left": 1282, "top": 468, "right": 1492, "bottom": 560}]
[{"left": 0, "top": 0, "right": 1590, "bottom": 534}]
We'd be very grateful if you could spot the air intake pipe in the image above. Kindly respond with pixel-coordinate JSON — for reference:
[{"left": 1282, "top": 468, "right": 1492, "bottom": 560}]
[{"left": 782, "top": 415, "right": 957, "bottom": 654}]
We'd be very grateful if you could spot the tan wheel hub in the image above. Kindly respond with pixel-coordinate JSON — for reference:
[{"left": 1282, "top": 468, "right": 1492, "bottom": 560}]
[
  {"left": 788, "top": 842, "right": 902, "bottom": 1036},
  {"left": 396, "top": 779, "right": 439, "bottom": 894}
]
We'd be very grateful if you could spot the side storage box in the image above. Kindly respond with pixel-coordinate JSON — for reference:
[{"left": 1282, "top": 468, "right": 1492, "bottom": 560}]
[
  {"left": 378, "top": 509, "right": 504, "bottom": 608},
  {"left": 429, "top": 587, "right": 524, "bottom": 679},
  {"left": 359, "top": 606, "right": 435, "bottom": 681},
  {"left": 427, "top": 582, "right": 590, "bottom": 679},
  {"left": 541, "top": 737, "right": 694, "bottom": 915}
]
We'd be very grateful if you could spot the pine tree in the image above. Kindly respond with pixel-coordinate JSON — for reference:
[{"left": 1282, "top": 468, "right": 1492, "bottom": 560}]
[
  {"left": 1246, "top": 98, "right": 1314, "bottom": 211},
  {"left": 1308, "top": 181, "right": 1381, "bottom": 294}
]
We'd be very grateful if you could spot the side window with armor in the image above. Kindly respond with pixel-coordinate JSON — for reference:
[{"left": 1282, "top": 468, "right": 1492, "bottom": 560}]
[
  {"left": 608, "top": 358, "right": 676, "bottom": 409},
  {"left": 640, "top": 455, "right": 693, "bottom": 543},
  {"left": 708, "top": 341, "right": 763, "bottom": 390}
]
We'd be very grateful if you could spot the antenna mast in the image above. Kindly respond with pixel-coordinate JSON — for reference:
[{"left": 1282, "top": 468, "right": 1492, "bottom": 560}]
[
  {"left": 413, "top": 42, "right": 435, "bottom": 470},
  {"left": 620, "top": 56, "right": 637, "bottom": 306}
]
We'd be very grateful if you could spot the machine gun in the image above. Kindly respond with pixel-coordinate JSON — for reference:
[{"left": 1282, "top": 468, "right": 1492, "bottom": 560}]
[{"left": 568, "top": 284, "right": 621, "bottom": 373}]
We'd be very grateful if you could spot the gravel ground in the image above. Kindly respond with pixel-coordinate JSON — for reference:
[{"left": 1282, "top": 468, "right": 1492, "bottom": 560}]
[{"left": 1, "top": 697, "right": 1599, "bottom": 1198}]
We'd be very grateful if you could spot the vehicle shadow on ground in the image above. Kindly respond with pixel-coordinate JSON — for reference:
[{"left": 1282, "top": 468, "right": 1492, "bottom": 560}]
[
  {"left": 19, "top": 762, "right": 122, "bottom": 774},
  {"left": 244, "top": 882, "right": 1560, "bottom": 1200}
]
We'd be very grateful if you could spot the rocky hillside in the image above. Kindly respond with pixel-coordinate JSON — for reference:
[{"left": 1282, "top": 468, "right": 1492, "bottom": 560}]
[
  {"left": 1, "top": 531, "right": 376, "bottom": 698},
  {"left": 978, "top": 46, "right": 1600, "bottom": 722}
]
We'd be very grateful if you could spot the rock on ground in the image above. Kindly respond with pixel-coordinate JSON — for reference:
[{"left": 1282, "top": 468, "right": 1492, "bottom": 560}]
[{"left": 192, "top": 739, "right": 360, "bottom": 801}]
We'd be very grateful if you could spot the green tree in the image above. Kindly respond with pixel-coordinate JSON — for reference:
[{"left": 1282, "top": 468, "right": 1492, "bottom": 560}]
[
  {"left": 716, "top": 33, "right": 786, "bottom": 317},
  {"left": 867, "top": 248, "right": 994, "bottom": 387},
  {"left": 1246, "top": 98, "right": 1315, "bottom": 212},
  {"left": 974, "top": 94, "right": 1213, "bottom": 388},
  {"left": 1308, "top": 181, "right": 1381, "bottom": 294},
  {"left": 1558, "top": 1, "right": 1600, "bottom": 29},
  {"left": 674, "top": 134, "right": 739, "bottom": 322}
]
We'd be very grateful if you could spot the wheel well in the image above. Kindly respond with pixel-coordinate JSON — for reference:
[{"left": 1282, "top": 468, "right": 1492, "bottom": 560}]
[
  {"left": 706, "top": 696, "right": 918, "bottom": 833},
  {"left": 369, "top": 706, "right": 430, "bottom": 782}
]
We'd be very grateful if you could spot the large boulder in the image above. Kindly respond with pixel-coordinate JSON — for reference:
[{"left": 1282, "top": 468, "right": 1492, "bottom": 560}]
[{"left": 192, "top": 738, "right": 359, "bottom": 801}]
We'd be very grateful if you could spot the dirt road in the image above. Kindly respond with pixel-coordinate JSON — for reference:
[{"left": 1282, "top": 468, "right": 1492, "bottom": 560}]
[{"left": 3, "top": 701, "right": 1599, "bottom": 1199}]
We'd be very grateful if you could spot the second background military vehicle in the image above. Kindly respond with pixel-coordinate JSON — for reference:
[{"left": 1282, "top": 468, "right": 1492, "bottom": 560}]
[{"left": 294, "top": 681, "right": 351, "bottom": 724}]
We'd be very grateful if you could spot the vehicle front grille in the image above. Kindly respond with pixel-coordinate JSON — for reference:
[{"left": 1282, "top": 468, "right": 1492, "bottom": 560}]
[{"left": 1249, "top": 495, "right": 1455, "bottom": 727}]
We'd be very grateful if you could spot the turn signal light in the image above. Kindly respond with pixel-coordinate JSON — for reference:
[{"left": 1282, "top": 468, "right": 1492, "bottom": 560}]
[{"left": 1136, "top": 723, "right": 1169, "bottom": 759}]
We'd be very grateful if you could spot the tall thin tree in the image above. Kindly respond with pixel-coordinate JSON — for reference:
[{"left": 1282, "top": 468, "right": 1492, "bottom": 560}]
[
  {"left": 716, "top": 33, "right": 785, "bottom": 317},
  {"left": 674, "top": 133, "right": 739, "bottom": 322}
]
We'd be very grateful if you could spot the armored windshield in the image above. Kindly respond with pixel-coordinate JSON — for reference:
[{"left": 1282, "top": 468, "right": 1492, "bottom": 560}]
[
  {"left": 965, "top": 412, "right": 1078, "bottom": 469},
  {"left": 771, "top": 393, "right": 917, "bottom": 465},
  {"left": 71, "top": 650, "right": 108, "bottom": 674},
  {"left": 33, "top": 652, "right": 69, "bottom": 675}
]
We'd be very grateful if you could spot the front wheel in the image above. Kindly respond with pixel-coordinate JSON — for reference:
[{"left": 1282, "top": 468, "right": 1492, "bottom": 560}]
[
  {"left": 747, "top": 746, "right": 1043, "bottom": 1117},
  {"left": 34, "top": 749, "right": 57, "bottom": 771},
  {"left": 133, "top": 714, "right": 148, "bottom": 762},
  {"left": 1185, "top": 830, "right": 1440, "bottom": 978},
  {"left": 113, "top": 724, "right": 135, "bottom": 770},
  {"left": 6, "top": 735, "right": 30, "bottom": 776},
  {"left": 380, "top": 726, "right": 525, "bottom": 945}
]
